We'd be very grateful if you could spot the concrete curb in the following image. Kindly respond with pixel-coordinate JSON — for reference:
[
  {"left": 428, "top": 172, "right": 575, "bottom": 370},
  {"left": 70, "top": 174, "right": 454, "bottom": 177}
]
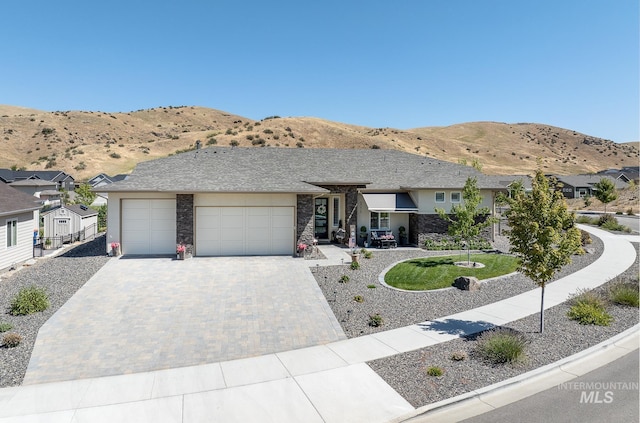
[{"left": 391, "top": 324, "right": 640, "bottom": 423}]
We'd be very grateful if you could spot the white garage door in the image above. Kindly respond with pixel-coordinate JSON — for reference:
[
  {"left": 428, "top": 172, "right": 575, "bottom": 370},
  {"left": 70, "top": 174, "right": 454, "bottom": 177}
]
[
  {"left": 122, "top": 199, "right": 176, "bottom": 255},
  {"left": 196, "top": 207, "right": 294, "bottom": 256}
]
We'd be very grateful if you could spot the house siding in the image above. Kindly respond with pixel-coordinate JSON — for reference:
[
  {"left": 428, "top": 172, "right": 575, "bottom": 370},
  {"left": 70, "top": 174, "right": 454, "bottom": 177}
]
[{"left": 0, "top": 211, "right": 35, "bottom": 271}]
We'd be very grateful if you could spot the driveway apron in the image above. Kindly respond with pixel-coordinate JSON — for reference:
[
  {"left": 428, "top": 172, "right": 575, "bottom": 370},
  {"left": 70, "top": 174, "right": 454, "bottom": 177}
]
[{"left": 23, "top": 256, "right": 346, "bottom": 384}]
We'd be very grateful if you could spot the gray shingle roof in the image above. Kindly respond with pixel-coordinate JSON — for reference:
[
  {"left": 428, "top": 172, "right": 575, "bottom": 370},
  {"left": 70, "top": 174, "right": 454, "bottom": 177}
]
[
  {"left": 99, "top": 147, "right": 507, "bottom": 193},
  {"left": 555, "top": 174, "right": 628, "bottom": 190},
  {"left": 0, "top": 182, "right": 41, "bottom": 217}
]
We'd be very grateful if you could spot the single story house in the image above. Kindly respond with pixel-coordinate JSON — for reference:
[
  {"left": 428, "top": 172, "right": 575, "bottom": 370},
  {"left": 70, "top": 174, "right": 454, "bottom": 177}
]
[
  {"left": 41, "top": 204, "right": 98, "bottom": 247},
  {"left": 0, "top": 169, "right": 75, "bottom": 191},
  {"left": 597, "top": 167, "right": 640, "bottom": 185},
  {"left": 553, "top": 174, "right": 628, "bottom": 199},
  {"left": 0, "top": 182, "right": 41, "bottom": 271},
  {"left": 99, "top": 147, "right": 507, "bottom": 257}
]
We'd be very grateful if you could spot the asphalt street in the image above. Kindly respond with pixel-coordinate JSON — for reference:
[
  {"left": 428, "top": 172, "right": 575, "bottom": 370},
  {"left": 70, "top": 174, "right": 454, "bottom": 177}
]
[{"left": 460, "top": 349, "right": 639, "bottom": 423}]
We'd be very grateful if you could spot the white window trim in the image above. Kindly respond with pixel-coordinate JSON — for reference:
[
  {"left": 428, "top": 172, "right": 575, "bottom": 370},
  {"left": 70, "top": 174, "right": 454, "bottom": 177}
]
[
  {"left": 451, "top": 192, "right": 461, "bottom": 203},
  {"left": 435, "top": 192, "right": 445, "bottom": 203},
  {"left": 6, "top": 219, "right": 17, "bottom": 248}
]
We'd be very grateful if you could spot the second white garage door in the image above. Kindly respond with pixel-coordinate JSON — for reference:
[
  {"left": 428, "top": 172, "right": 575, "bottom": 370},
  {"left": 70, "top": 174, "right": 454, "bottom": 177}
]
[{"left": 196, "top": 207, "right": 294, "bottom": 256}]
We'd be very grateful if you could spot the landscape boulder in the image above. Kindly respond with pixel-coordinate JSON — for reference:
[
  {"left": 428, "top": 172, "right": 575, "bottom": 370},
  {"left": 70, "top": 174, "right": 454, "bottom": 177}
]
[{"left": 453, "top": 276, "right": 481, "bottom": 291}]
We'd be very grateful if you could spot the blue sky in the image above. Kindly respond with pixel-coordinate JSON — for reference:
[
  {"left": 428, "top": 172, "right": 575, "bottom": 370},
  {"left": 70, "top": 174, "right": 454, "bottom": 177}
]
[{"left": 1, "top": 1, "right": 637, "bottom": 142}]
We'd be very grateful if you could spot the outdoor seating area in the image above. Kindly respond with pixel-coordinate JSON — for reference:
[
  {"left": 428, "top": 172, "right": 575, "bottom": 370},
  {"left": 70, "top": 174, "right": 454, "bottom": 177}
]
[{"left": 370, "top": 230, "right": 397, "bottom": 249}]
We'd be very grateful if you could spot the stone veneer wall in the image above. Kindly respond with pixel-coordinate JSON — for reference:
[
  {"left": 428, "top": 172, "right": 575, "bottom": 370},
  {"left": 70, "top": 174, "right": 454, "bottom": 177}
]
[
  {"left": 412, "top": 213, "right": 493, "bottom": 247},
  {"left": 176, "top": 194, "right": 194, "bottom": 255},
  {"left": 296, "top": 194, "right": 314, "bottom": 249}
]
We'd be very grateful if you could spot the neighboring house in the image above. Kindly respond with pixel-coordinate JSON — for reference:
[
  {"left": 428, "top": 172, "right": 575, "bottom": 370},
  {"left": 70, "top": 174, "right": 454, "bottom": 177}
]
[
  {"left": 0, "top": 169, "right": 75, "bottom": 191},
  {"left": 87, "top": 173, "right": 128, "bottom": 207},
  {"left": 99, "top": 147, "right": 507, "bottom": 256},
  {"left": 553, "top": 174, "right": 628, "bottom": 199},
  {"left": 41, "top": 205, "right": 98, "bottom": 247},
  {"left": 8, "top": 179, "right": 60, "bottom": 206},
  {"left": 0, "top": 182, "right": 41, "bottom": 271},
  {"left": 88, "top": 173, "right": 128, "bottom": 188},
  {"left": 598, "top": 166, "right": 640, "bottom": 185}
]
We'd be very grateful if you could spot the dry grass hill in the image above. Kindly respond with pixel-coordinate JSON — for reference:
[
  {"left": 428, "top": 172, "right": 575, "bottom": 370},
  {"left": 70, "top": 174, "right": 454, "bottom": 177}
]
[{"left": 0, "top": 105, "right": 638, "bottom": 181}]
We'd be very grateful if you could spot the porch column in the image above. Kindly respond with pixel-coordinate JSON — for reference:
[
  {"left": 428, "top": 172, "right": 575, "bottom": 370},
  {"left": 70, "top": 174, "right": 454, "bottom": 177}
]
[
  {"left": 176, "top": 194, "right": 194, "bottom": 254},
  {"left": 296, "top": 194, "right": 314, "bottom": 249}
]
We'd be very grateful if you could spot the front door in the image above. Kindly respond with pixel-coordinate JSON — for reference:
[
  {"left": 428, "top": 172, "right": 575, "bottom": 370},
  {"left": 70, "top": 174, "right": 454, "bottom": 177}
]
[{"left": 314, "top": 198, "right": 329, "bottom": 240}]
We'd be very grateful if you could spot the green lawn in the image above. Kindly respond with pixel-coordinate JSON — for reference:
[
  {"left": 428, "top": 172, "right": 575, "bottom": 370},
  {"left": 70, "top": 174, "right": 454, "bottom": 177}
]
[{"left": 384, "top": 253, "right": 520, "bottom": 291}]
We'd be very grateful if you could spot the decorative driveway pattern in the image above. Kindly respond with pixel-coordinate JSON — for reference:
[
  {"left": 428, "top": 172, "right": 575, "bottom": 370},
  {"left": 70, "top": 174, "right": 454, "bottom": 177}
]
[{"left": 23, "top": 256, "right": 346, "bottom": 384}]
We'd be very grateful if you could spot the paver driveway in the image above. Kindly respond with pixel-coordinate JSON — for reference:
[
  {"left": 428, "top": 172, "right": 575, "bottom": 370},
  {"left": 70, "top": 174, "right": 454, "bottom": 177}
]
[{"left": 23, "top": 256, "right": 346, "bottom": 384}]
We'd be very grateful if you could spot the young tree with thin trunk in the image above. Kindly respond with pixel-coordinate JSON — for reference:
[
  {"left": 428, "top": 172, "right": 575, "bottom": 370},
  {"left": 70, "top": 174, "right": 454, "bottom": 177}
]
[
  {"left": 593, "top": 177, "right": 617, "bottom": 214},
  {"left": 499, "top": 170, "right": 582, "bottom": 333},
  {"left": 436, "top": 177, "right": 497, "bottom": 266}
]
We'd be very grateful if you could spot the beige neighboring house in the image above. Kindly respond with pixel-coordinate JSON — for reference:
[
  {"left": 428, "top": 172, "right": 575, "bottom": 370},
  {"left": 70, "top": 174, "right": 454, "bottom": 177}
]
[{"left": 0, "top": 182, "right": 41, "bottom": 271}]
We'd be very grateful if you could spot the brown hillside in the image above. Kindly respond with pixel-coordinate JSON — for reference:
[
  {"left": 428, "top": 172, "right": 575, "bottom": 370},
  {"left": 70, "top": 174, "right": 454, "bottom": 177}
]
[{"left": 0, "top": 106, "right": 637, "bottom": 180}]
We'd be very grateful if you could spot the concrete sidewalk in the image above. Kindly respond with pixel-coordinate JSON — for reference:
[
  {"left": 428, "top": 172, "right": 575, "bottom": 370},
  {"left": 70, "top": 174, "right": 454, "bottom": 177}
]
[{"left": 0, "top": 226, "right": 637, "bottom": 422}]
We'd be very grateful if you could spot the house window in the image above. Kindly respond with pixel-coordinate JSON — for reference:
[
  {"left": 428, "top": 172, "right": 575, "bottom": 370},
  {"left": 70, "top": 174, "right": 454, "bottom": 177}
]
[
  {"left": 370, "top": 212, "right": 390, "bottom": 230},
  {"left": 6, "top": 219, "right": 17, "bottom": 248},
  {"left": 451, "top": 192, "right": 461, "bottom": 203},
  {"left": 435, "top": 192, "right": 445, "bottom": 203},
  {"left": 332, "top": 197, "right": 340, "bottom": 227}
]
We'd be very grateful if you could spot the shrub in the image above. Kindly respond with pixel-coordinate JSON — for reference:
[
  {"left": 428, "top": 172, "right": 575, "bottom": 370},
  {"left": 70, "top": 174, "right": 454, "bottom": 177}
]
[
  {"left": 475, "top": 328, "right": 529, "bottom": 364},
  {"left": 353, "top": 295, "right": 364, "bottom": 303},
  {"left": 597, "top": 213, "right": 616, "bottom": 227},
  {"left": 361, "top": 249, "right": 373, "bottom": 259},
  {"left": 627, "top": 208, "right": 634, "bottom": 216},
  {"left": 350, "top": 261, "right": 360, "bottom": 270},
  {"left": 109, "top": 152, "right": 121, "bottom": 159},
  {"left": 10, "top": 286, "right": 49, "bottom": 315},
  {"left": 229, "top": 140, "right": 239, "bottom": 147},
  {"left": 450, "top": 351, "right": 467, "bottom": 361},
  {"left": 206, "top": 138, "right": 217, "bottom": 145},
  {"left": 369, "top": 314, "right": 383, "bottom": 327},
  {"left": 608, "top": 281, "right": 639, "bottom": 307},
  {"left": 2, "top": 333, "right": 22, "bottom": 348},
  {"left": 339, "top": 275, "right": 350, "bottom": 283},
  {"left": 426, "top": 366, "right": 444, "bottom": 376},
  {"left": 367, "top": 284, "right": 377, "bottom": 289},
  {"left": 568, "top": 303, "right": 613, "bottom": 326},
  {"left": 0, "top": 322, "right": 13, "bottom": 332},
  {"left": 580, "top": 229, "right": 592, "bottom": 246}
]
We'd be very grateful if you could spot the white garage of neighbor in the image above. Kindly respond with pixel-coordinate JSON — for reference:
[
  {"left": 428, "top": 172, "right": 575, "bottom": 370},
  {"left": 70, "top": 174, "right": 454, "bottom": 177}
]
[
  {"left": 121, "top": 199, "right": 176, "bottom": 255},
  {"left": 196, "top": 206, "right": 294, "bottom": 256}
]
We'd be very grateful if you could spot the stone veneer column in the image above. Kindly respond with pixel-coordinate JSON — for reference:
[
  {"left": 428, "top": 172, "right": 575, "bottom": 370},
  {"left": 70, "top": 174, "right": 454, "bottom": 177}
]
[
  {"left": 176, "top": 194, "right": 194, "bottom": 254},
  {"left": 296, "top": 194, "right": 314, "bottom": 250}
]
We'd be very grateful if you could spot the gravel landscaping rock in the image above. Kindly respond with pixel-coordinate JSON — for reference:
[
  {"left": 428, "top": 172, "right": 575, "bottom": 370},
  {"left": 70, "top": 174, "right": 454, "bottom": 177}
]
[
  {"left": 0, "top": 235, "right": 110, "bottom": 387},
  {"left": 314, "top": 235, "right": 604, "bottom": 337},
  {"left": 366, "top": 243, "right": 639, "bottom": 408}
]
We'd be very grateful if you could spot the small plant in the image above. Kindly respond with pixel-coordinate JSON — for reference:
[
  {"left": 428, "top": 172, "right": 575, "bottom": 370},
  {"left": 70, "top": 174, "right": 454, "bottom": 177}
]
[
  {"left": 0, "top": 322, "right": 13, "bottom": 332},
  {"left": 608, "top": 280, "right": 639, "bottom": 307},
  {"left": 367, "top": 284, "right": 377, "bottom": 289},
  {"left": 568, "top": 302, "right": 613, "bottom": 326},
  {"left": 109, "top": 152, "right": 121, "bottom": 159},
  {"left": 350, "top": 261, "right": 360, "bottom": 270},
  {"left": 475, "top": 328, "right": 529, "bottom": 364},
  {"left": 361, "top": 249, "right": 373, "bottom": 259},
  {"left": 597, "top": 213, "right": 617, "bottom": 227},
  {"left": 2, "top": 333, "right": 22, "bottom": 348},
  {"left": 339, "top": 274, "right": 350, "bottom": 283},
  {"left": 450, "top": 351, "right": 467, "bottom": 361},
  {"left": 229, "top": 140, "right": 239, "bottom": 147},
  {"left": 10, "top": 286, "right": 49, "bottom": 315},
  {"left": 567, "top": 288, "right": 612, "bottom": 325},
  {"left": 353, "top": 295, "right": 364, "bottom": 303},
  {"left": 426, "top": 366, "right": 444, "bottom": 377},
  {"left": 580, "top": 229, "right": 592, "bottom": 246},
  {"left": 627, "top": 208, "right": 634, "bottom": 216},
  {"left": 369, "top": 313, "right": 383, "bottom": 327}
]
